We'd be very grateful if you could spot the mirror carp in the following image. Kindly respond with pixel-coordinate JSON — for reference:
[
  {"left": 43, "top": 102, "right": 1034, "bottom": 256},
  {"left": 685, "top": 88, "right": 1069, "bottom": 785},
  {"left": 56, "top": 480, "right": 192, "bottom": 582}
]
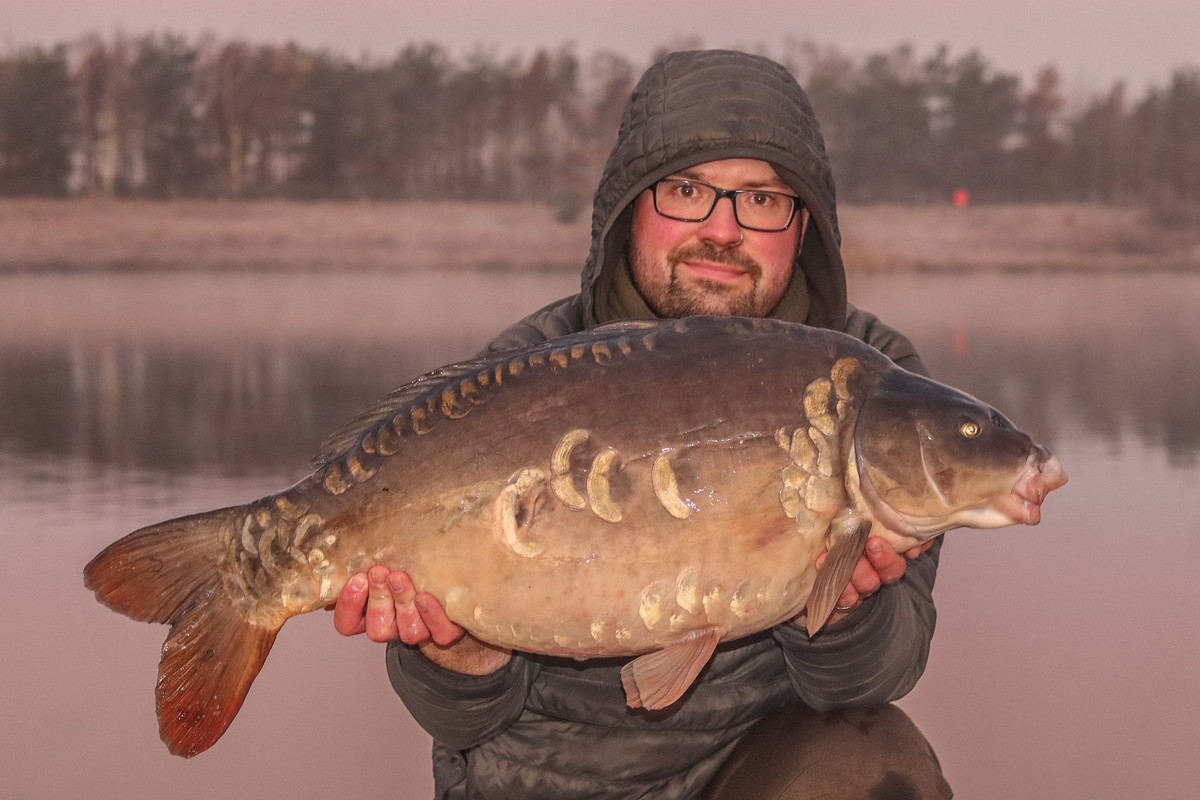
[{"left": 85, "top": 316, "right": 1067, "bottom": 757}]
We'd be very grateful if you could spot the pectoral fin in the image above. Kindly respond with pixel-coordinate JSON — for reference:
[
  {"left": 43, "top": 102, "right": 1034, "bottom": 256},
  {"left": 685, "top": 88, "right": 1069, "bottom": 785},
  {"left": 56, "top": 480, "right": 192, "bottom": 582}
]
[
  {"left": 620, "top": 627, "right": 722, "bottom": 710},
  {"left": 806, "top": 518, "right": 873, "bottom": 636}
]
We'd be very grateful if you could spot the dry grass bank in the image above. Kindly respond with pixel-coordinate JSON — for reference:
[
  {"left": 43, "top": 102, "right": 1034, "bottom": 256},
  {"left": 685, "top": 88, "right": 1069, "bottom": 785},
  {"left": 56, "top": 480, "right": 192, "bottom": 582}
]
[
  {"left": 839, "top": 203, "right": 1200, "bottom": 273},
  {"left": 0, "top": 199, "right": 591, "bottom": 273},
  {"left": 1, "top": 198, "right": 1197, "bottom": 273}
]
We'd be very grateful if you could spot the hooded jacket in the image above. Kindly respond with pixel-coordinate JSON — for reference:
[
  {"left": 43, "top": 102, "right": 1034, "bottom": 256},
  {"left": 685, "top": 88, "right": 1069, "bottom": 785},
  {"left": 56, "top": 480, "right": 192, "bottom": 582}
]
[{"left": 387, "top": 49, "right": 940, "bottom": 800}]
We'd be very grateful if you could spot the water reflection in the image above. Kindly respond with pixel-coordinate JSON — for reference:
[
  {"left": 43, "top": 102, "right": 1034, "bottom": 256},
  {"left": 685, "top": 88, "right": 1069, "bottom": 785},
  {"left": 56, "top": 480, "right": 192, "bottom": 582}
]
[
  {"left": 1, "top": 341, "right": 415, "bottom": 471},
  {"left": 3, "top": 273, "right": 1198, "bottom": 473},
  {"left": 853, "top": 271, "right": 1200, "bottom": 465},
  {"left": 4, "top": 269, "right": 1199, "bottom": 800}
]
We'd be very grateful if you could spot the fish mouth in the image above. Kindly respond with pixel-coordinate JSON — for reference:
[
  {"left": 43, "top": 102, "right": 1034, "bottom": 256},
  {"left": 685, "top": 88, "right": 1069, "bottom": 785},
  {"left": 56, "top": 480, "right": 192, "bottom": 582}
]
[
  {"left": 1002, "top": 451, "right": 1068, "bottom": 525},
  {"left": 855, "top": 445, "right": 1068, "bottom": 536}
]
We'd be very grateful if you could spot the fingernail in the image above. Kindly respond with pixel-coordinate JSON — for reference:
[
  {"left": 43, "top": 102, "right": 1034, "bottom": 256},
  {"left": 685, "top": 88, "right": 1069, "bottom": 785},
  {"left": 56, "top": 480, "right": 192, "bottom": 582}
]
[
  {"left": 868, "top": 541, "right": 884, "bottom": 557},
  {"left": 348, "top": 574, "right": 367, "bottom": 592}
]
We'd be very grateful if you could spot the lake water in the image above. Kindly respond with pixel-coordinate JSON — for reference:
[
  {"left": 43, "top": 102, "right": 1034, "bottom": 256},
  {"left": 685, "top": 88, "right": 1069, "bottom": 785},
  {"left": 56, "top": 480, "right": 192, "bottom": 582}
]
[{"left": 2, "top": 269, "right": 1198, "bottom": 799}]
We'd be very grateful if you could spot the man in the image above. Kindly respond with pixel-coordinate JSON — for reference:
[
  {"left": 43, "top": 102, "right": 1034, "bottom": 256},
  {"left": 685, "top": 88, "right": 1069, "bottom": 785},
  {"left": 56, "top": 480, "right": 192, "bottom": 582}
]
[{"left": 334, "top": 50, "right": 951, "bottom": 799}]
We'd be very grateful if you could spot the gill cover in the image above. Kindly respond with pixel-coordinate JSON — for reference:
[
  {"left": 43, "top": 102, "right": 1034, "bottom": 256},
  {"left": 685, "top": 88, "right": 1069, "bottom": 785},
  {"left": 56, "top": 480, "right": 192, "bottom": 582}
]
[{"left": 853, "top": 371, "right": 1035, "bottom": 536}]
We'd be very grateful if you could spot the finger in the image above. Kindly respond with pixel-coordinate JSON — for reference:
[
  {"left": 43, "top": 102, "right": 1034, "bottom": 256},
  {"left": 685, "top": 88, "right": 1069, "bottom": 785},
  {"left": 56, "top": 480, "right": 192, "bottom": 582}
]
[
  {"left": 415, "top": 592, "right": 465, "bottom": 647},
  {"left": 364, "top": 565, "right": 401, "bottom": 642},
  {"left": 849, "top": 551, "right": 882, "bottom": 597},
  {"left": 835, "top": 583, "right": 860, "bottom": 610},
  {"left": 864, "top": 538, "right": 906, "bottom": 585},
  {"left": 389, "top": 571, "right": 431, "bottom": 645},
  {"left": 332, "top": 573, "right": 369, "bottom": 636}
]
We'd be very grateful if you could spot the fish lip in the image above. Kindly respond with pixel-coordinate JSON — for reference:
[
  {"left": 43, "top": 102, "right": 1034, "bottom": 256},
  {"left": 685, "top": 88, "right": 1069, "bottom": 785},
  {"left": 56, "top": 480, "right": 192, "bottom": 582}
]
[
  {"left": 1007, "top": 489, "right": 1043, "bottom": 525},
  {"left": 1007, "top": 452, "right": 1068, "bottom": 525}
]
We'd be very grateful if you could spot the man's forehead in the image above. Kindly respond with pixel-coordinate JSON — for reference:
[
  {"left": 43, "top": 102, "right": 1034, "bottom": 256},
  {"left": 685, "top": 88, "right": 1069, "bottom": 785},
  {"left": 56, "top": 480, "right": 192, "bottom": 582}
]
[{"left": 671, "top": 158, "right": 791, "bottom": 190}]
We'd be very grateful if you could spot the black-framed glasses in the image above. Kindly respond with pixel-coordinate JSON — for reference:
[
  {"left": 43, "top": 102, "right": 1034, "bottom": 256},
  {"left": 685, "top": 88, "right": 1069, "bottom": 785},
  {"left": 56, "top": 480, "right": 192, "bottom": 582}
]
[{"left": 650, "top": 178, "right": 802, "bottom": 232}]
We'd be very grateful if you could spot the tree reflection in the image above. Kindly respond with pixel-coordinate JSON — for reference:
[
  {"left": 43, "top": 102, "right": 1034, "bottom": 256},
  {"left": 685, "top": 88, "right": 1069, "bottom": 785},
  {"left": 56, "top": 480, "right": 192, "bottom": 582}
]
[
  {"left": 1, "top": 342, "right": 441, "bottom": 473},
  {"left": 2, "top": 310, "right": 1197, "bottom": 473}
]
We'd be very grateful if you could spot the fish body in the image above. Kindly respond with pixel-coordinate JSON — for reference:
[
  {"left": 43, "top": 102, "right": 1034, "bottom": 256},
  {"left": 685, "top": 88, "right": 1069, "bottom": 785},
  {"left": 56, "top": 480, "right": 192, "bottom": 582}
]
[{"left": 84, "top": 316, "right": 1066, "bottom": 757}]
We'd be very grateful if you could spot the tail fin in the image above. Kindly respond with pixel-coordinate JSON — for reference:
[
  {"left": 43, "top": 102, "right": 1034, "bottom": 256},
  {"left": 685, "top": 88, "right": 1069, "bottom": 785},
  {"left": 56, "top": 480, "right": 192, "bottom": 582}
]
[{"left": 84, "top": 507, "right": 280, "bottom": 757}]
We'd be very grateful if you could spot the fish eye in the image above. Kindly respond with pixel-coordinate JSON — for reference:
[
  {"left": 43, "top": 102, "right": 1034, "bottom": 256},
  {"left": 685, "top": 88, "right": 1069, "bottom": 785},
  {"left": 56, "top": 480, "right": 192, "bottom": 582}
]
[{"left": 960, "top": 420, "right": 981, "bottom": 438}]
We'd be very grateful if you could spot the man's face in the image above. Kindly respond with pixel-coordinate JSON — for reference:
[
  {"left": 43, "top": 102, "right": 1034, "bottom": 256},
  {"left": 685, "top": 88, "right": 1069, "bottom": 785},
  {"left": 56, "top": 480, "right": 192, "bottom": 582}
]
[{"left": 628, "top": 158, "right": 808, "bottom": 318}]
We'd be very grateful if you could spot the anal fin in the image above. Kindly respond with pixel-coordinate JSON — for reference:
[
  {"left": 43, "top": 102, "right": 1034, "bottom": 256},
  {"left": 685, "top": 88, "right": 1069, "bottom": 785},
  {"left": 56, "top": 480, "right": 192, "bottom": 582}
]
[
  {"left": 620, "top": 627, "right": 722, "bottom": 710},
  {"left": 805, "top": 518, "right": 873, "bottom": 636}
]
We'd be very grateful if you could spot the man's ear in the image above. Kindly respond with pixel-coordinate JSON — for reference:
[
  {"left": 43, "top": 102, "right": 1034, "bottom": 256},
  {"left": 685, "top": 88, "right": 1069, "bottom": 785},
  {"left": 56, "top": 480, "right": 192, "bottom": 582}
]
[{"left": 797, "top": 206, "right": 812, "bottom": 249}]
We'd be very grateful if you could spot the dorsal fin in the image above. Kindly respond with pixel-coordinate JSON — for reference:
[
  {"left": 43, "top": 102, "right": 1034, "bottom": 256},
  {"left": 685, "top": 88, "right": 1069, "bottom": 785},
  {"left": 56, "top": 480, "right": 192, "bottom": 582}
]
[
  {"left": 310, "top": 361, "right": 486, "bottom": 468},
  {"left": 309, "top": 318, "right": 677, "bottom": 469}
]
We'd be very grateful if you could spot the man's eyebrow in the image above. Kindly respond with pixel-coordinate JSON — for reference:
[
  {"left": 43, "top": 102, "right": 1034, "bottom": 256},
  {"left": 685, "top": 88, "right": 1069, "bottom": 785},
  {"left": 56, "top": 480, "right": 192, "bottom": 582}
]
[{"left": 670, "top": 169, "right": 791, "bottom": 192}]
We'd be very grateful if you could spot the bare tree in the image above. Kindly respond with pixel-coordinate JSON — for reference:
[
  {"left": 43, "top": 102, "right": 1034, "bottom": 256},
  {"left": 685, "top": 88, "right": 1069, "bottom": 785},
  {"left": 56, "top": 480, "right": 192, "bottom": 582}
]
[
  {"left": 1068, "top": 83, "right": 1133, "bottom": 203},
  {"left": 1012, "top": 66, "right": 1067, "bottom": 200},
  {"left": 72, "top": 34, "right": 138, "bottom": 196}
]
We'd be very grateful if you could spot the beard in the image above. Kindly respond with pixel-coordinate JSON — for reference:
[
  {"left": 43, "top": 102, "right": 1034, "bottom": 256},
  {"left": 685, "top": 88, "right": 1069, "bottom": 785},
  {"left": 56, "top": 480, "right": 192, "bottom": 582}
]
[{"left": 628, "top": 239, "right": 768, "bottom": 318}]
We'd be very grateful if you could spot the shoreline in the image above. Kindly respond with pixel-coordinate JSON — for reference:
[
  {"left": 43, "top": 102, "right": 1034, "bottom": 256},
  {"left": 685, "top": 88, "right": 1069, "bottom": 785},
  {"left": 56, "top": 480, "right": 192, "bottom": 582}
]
[{"left": 2, "top": 198, "right": 1198, "bottom": 274}]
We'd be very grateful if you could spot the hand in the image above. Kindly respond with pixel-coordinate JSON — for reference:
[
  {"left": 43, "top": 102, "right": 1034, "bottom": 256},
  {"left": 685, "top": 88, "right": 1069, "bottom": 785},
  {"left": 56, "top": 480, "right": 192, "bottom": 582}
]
[
  {"left": 818, "top": 536, "right": 935, "bottom": 625},
  {"left": 333, "top": 565, "right": 462, "bottom": 644},
  {"left": 332, "top": 565, "right": 511, "bottom": 675}
]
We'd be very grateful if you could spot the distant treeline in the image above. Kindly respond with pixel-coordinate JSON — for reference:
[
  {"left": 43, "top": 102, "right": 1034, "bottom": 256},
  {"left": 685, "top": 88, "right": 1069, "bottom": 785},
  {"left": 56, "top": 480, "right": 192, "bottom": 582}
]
[{"left": 1, "top": 34, "right": 1198, "bottom": 208}]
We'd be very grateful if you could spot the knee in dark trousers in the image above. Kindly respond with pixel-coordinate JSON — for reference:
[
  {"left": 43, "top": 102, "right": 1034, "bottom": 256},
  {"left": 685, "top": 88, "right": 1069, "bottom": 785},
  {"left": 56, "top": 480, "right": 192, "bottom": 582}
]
[{"left": 703, "top": 703, "right": 952, "bottom": 800}]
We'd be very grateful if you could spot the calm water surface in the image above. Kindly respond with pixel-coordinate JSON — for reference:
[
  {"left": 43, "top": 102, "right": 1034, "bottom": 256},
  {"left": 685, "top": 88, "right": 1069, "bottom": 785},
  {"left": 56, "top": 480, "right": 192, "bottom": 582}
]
[{"left": 2, "top": 270, "right": 1198, "bottom": 799}]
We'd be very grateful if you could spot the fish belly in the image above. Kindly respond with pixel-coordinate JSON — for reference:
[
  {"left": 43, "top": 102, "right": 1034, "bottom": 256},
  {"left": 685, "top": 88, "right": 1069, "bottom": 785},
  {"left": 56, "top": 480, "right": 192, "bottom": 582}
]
[{"left": 326, "top": 436, "right": 835, "bottom": 659}]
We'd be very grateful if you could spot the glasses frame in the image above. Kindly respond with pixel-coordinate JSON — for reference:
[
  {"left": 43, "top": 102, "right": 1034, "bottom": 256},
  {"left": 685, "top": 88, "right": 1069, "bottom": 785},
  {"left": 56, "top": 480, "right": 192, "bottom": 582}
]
[{"left": 650, "top": 178, "right": 803, "bottom": 232}]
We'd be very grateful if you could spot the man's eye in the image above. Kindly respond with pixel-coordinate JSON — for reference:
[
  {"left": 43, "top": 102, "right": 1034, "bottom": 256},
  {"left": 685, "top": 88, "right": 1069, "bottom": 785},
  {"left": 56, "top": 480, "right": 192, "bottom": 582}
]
[
  {"left": 748, "top": 192, "right": 776, "bottom": 207},
  {"left": 677, "top": 183, "right": 697, "bottom": 198}
]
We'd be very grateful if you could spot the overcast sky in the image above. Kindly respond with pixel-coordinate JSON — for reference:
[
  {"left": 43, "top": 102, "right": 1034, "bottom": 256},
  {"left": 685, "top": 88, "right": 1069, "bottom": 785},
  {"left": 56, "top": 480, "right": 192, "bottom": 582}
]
[{"left": 4, "top": 1, "right": 1197, "bottom": 96}]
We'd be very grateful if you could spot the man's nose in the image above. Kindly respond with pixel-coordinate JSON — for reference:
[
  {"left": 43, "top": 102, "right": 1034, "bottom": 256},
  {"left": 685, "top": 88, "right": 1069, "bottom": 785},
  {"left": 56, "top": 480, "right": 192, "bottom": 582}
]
[{"left": 697, "top": 196, "right": 743, "bottom": 247}]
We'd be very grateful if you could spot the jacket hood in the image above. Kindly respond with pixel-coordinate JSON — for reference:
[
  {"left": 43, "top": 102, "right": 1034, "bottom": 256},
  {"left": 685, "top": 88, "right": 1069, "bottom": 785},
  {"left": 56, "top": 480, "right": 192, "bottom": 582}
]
[{"left": 582, "top": 49, "right": 847, "bottom": 330}]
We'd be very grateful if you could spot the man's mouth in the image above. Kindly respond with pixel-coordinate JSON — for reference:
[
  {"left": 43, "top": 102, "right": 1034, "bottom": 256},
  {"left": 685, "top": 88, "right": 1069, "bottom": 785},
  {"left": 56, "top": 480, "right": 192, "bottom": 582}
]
[{"left": 680, "top": 260, "right": 749, "bottom": 283}]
